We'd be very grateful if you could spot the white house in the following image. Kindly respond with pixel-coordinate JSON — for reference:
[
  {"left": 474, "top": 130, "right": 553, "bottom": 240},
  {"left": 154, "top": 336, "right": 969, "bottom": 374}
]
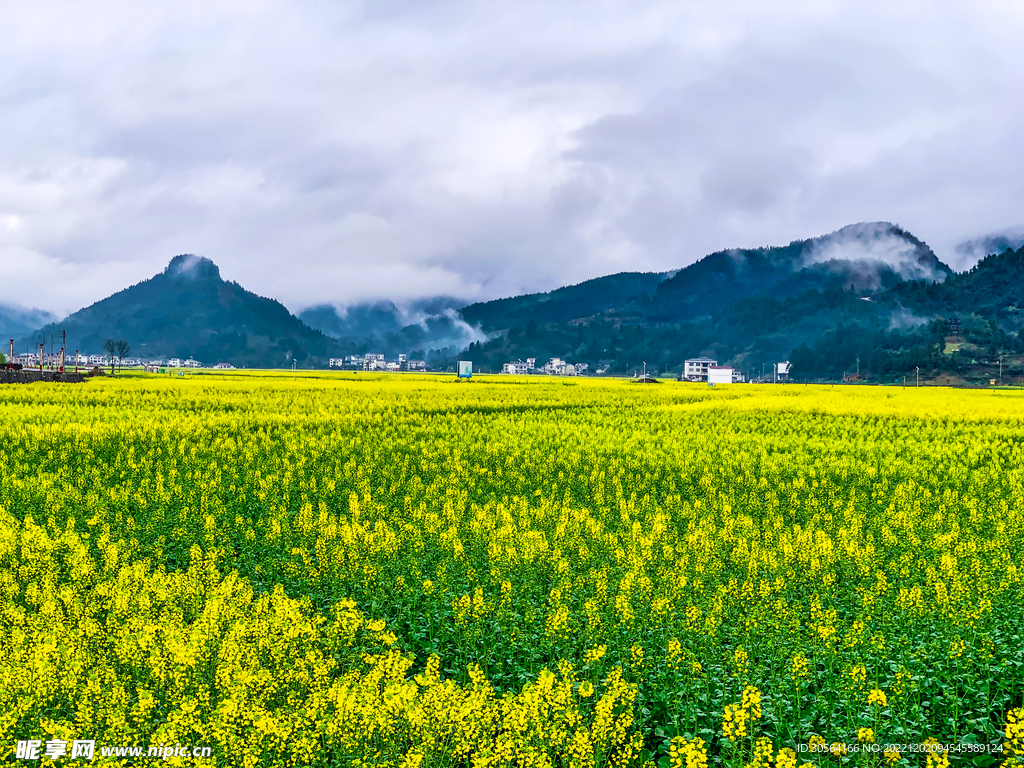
[
  {"left": 541, "top": 357, "right": 566, "bottom": 374},
  {"left": 684, "top": 357, "right": 717, "bottom": 382},
  {"left": 502, "top": 360, "right": 531, "bottom": 375},
  {"left": 214, "top": 362, "right": 234, "bottom": 369},
  {"left": 167, "top": 358, "right": 182, "bottom": 367},
  {"left": 708, "top": 365, "right": 734, "bottom": 385}
]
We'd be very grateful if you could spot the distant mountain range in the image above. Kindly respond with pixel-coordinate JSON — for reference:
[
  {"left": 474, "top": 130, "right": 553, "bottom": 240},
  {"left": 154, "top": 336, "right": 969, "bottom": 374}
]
[
  {"left": 7, "top": 221, "right": 1023, "bottom": 380},
  {"left": 460, "top": 222, "right": 951, "bottom": 331}
]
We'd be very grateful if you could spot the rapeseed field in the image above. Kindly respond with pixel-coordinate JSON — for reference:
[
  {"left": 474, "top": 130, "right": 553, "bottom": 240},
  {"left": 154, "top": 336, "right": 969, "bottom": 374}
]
[{"left": 1, "top": 374, "right": 1023, "bottom": 767}]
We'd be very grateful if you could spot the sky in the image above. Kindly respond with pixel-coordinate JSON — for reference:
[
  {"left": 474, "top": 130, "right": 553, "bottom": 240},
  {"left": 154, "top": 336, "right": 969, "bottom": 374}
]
[{"left": 2, "top": 0, "right": 1024, "bottom": 318}]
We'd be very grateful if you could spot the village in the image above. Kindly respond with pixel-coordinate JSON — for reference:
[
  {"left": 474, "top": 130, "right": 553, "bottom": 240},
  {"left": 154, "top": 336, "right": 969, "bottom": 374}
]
[{"left": 7, "top": 338, "right": 790, "bottom": 383}]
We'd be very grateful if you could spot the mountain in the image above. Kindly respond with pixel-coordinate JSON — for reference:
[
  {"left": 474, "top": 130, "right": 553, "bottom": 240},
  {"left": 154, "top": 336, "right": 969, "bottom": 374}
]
[
  {"left": 450, "top": 222, "right": 1024, "bottom": 383},
  {"left": 27, "top": 255, "right": 336, "bottom": 367},
  {"left": 12, "top": 221, "right": 1017, "bottom": 380},
  {"left": 648, "top": 222, "right": 950, "bottom": 320},
  {"left": 460, "top": 271, "right": 669, "bottom": 332},
  {"left": 459, "top": 222, "right": 950, "bottom": 331},
  {"left": 1, "top": 304, "right": 59, "bottom": 344}
]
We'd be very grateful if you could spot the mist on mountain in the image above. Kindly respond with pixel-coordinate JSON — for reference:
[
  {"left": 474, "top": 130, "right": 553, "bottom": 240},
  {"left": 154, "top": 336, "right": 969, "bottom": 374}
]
[
  {"left": 0, "top": 304, "right": 60, "bottom": 343},
  {"left": 955, "top": 227, "right": 1024, "bottom": 266},
  {"left": 298, "top": 298, "right": 485, "bottom": 356}
]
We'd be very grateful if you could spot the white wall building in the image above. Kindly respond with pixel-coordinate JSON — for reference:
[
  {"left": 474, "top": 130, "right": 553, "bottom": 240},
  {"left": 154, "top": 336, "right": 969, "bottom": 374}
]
[
  {"left": 541, "top": 357, "right": 566, "bottom": 374},
  {"left": 708, "top": 365, "right": 734, "bottom": 385},
  {"left": 502, "top": 360, "right": 531, "bottom": 375},
  {"left": 684, "top": 357, "right": 717, "bottom": 382}
]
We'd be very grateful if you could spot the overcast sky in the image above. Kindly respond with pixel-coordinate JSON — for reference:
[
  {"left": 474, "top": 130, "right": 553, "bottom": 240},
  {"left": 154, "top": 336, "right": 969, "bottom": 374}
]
[{"left": 2, "top": 0, "right": 1024, "bottom": 317}]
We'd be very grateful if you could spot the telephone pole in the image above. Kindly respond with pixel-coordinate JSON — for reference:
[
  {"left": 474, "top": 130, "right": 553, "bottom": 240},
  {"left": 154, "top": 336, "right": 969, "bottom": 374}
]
[{"left": 916, "top": 366, "right": 920, "bottom": 388}]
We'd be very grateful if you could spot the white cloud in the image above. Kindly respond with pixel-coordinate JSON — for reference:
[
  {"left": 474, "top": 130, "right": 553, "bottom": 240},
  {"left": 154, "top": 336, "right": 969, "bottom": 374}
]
[
  {"left": 802, "top": 223, "right": 947, "bottom": 283},
  {"left": 0, "top": 0, "right": 1023, "bottom": 315}
]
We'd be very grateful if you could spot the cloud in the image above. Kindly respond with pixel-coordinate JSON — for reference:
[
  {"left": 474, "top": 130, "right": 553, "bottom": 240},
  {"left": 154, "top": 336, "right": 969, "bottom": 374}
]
[
  {"left": 802, "top": 222, "right": 947, "bottom": 284},
  {"left": 1, "top": 1, "right": 1024, "bottom": 315},
  {"left": 0, "top": 246, "right": 144, "bottom": 318},
  {"left": 888, "top": 304, "right": 929, "bottom": 331}
]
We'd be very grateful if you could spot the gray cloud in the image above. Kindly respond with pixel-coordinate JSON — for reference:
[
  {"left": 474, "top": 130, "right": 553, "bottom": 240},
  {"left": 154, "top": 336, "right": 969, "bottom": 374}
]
[{"left": 1, "top": 1, "right": 1023, "bottom": 317}]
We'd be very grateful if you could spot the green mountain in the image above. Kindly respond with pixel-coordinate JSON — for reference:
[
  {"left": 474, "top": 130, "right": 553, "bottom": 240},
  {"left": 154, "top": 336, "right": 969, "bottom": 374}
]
[
  {"left": 460, "top": 271, "right": 668, "bottom": 331},
  {"left": 27, "top": 255, "right": 336, "bottom": 367},
  {"left": 460, "top": 222, "right": 950, "bottom": 331},
  {"left": 452, "top": 223, "right": 1024, "bottom": 383}
]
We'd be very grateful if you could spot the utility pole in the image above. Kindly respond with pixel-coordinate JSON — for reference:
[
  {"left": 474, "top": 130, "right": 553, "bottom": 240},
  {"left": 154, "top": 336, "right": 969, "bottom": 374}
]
[
  {"left": 999, "top": 354, "right": 1004, "bottom": 386},
  {"left": 856, "top": 357, "right": 860, "bottom": 377},
  {"left": 916, "top": 366, "right": 920, "bottom": 388},
  {"left": 642, "top": 361, "right": 646, "bottom": 380},
  {"left": 39, "top": 341, "right": 44, "bottom": 373},
  {"left": 7, "top": 339, "right": 12, "bottom": 371},
  {"left": 74, "top": 349, "right": 79, "bottom": 374}
]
